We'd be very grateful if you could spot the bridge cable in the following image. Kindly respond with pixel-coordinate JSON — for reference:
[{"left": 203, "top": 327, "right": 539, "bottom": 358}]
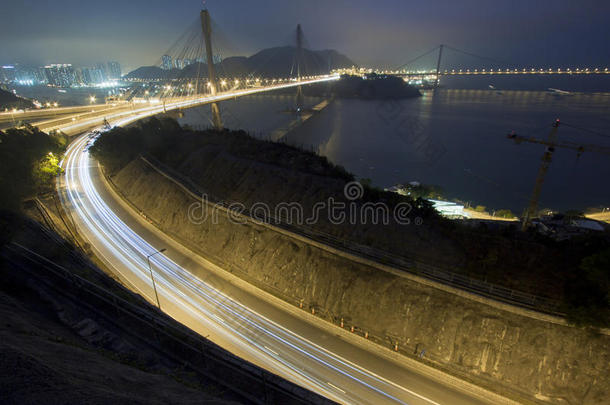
[
  {"left": 442, "top": 45, "right": 513, "bottom": 68},
  {"left": 394, "top": 46, "right": 440, "bottom": 70}
]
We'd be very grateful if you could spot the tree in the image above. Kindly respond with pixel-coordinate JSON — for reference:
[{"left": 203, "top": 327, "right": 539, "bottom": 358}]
[
  {"left": 0, "top": 126, "right": 66, "bottom": 211},
  {"left": 495, "top": 209, "right": 515, "bottom": 219},
  {"left": 33, "top": 152, "right": 62, "bottom": 192},
  {"left": 474, "top": 205, "right": 487, "bottom": 213}
]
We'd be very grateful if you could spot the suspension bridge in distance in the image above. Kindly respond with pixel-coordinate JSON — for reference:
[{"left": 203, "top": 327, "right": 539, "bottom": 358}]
[
  {"left": 398, "top": 67, "right": 610, "bottom": 76},
  {"left": 333, "top": 44, "right": 609, "bottom": 86}
]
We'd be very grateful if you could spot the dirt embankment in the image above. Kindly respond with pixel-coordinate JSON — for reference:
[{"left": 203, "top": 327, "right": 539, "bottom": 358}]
[
  {"left": 111, "top": 157, "right": 609, "bottom": 405},
  {"left": 0, "top": 214, "right": 332, "bottom": 405},
  {"left": 159, "top": 139, "right": 461, "bottom": 265},
  {"left": 0, "top": 222, "right": 240, "bottom": 404}
]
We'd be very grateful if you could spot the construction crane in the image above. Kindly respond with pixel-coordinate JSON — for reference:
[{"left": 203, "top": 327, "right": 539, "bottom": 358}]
[{"left": 507, "top": 119, "right": 610, "bottom": 230}]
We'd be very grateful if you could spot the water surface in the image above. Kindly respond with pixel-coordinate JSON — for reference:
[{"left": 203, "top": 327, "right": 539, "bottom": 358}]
[{"left": 179, "top": 88, "right": 610, "bottom": 213}]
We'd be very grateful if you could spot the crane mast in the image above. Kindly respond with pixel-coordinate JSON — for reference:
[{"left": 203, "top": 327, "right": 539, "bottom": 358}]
[{"left": 521, "top": 119, "right": 561, "bottom": 230}]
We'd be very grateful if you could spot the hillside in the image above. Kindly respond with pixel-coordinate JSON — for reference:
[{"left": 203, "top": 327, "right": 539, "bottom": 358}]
[
  {"left": 0, "top": 209, "right": 333, "bottom": 405},
  {"left": 0, "top": 88, "right": 34, "bottom": 110},
  {"left": 124, "top": 46, "right": 355, "bottom": 80},
  {"left": 90, "top": 118, "right": 610, "bottom": 329},
  {"left": 90, "top": 119, "right": 610, "bottom": 404}
]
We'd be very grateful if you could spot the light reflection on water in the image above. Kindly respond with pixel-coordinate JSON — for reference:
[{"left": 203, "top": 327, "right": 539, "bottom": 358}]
[{"left": 179, "top": 90, "right": 610, "bottom": 212}]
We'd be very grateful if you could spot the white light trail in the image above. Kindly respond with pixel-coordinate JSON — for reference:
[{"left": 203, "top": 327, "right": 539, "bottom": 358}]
[{"left": 59, "top": 133, "right": 452, "bottom": 405}]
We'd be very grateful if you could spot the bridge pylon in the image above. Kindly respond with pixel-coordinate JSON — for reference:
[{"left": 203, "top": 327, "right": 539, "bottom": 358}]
[
  {"left": 200, "top": 9, "right": 223, "bottom": 130},
  {"left": 295, "top": 24, "right": 305, "bottom": 112},
  {"left": 435, "top": 44, "right": 444, "bottom": 87}
]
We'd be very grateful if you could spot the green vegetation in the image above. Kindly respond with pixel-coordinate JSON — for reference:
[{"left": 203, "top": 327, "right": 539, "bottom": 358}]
[
  {"left": 474, "top": 205, "right": 486, "bottom": 213},
  {"left": 404, "top": 183, "right": 444, "bottom": 200},
  {"left": 495, "top": 209, "right": 515, "bottom": 219},
  {"left": 0, "top": 125, "right": 67, "bottom": 211}
]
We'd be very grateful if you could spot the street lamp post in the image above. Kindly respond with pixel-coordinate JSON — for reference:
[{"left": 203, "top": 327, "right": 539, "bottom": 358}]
[{"left": 146, "top": 248, "right": 166, "bottom": 309}]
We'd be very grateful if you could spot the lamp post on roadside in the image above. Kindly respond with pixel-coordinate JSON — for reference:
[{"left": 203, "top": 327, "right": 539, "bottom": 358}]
[{"left": 146, "top": 248, "right": 166, "bottom": 309}]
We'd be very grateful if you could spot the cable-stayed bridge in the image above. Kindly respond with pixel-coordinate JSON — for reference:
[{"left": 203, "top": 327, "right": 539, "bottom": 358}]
[{"left": 4, "top": 10, "right": 338, "bottom": 134}]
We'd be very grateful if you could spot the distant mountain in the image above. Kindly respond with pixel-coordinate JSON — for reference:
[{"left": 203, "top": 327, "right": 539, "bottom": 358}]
[
  {"left": 124, "top": 47, "right": 355, "bottom": 80},
  {"left": 124, "top": 66, "right": 171, "bottom": 80}
]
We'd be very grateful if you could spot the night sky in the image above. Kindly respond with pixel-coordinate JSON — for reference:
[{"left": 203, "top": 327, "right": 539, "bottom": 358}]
[{"left": 2, "top": 0, "right": 609, "bottom": 72}]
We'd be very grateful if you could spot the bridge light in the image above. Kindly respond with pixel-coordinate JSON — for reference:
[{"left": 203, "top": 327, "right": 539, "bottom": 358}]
[
  {"left": 207, "top": 82, "right": 211, "bottom": 87},
  {"left": 234, "top": 79, "right": 239, "bottom": 85},
  {"left": 89, "top": 96, "right": 96, "bottom": 103},
  {"left": 53, "top": 102, "right": 58, "bottom": 107},
  {"left": 188, "top": 83, "right": 193, "bottom": 88}
]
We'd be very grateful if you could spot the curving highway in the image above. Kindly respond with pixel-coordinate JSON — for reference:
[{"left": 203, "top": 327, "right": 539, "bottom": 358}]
[
  {"left": 4, "top": 76, "right": 339, "bottom": 135},
  {"left": 56, "top": 87, "right": 514, "bottom": 405}
]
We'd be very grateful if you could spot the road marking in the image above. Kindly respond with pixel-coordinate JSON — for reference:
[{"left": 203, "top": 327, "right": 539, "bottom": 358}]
[
  {"left": 264, "top": 346, "right": 279, "bottom": 356},
  {"left": 327, "top": 382, "right": 346, "bottom": 394}
]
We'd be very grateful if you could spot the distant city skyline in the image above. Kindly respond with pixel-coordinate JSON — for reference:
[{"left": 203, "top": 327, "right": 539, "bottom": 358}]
[
  {"left": 1, "top": 0, "right": 609, "bottom": 73},
  {"left": 1, "top": 61, "right": 121, "bottom": 87}
]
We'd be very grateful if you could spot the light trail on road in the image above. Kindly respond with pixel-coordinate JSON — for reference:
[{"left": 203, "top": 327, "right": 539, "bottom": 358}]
[
  {"left": 56, "top": 92, "right": 505, "bottom": 405},
  {"left": 62, "top": 134, "right": 418, "bottom": 405}
]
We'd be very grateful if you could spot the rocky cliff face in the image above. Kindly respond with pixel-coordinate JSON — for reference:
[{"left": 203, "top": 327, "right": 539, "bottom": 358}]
[{"left": 112, "top": 158, "right": 610, "bottom": 405}]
